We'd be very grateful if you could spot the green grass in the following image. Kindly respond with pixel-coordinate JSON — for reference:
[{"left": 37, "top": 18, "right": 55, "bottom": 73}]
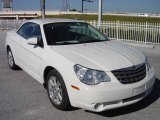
[{"left": 42, "top": 14, "right": 160, "bottom": 23}]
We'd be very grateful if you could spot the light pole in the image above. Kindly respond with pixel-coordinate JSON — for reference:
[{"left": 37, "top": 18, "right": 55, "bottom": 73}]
[
  {"left": 82, "top": 0, "right": 84, "bottom": 13},
  {"left": 41, "top": 0, "right": 45, "bottom": 19},
  {"left": 81, "top": 0, "right": 94, "bottom": 13},
  {"left": 98, "top": 0, "right": 102, "bottom": 28}
]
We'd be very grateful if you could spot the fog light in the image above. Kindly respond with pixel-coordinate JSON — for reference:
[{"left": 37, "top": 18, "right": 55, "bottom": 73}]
[{"left": 92, "top": 103, "right": 104, "bottom": 110}]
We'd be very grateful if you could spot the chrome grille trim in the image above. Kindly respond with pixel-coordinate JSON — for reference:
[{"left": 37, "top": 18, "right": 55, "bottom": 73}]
[{"left": 112, "top": 64, "right": 146, "bottom": 84}]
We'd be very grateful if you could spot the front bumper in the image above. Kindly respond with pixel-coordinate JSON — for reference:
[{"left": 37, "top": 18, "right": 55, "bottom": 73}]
[{"left": 69, "top": 67, "right": 155, "bottom": 112}]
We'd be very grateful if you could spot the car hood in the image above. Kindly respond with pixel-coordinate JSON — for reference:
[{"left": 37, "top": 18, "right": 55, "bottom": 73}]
[{"left": 51, "top": 41, "right": 146, "bottom": 71}]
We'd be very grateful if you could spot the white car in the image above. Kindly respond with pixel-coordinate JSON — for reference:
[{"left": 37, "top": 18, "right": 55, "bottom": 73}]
[
  {"left": 138, "top": 13, "right": 149, "bottom": 17},
  {"left": 5, "top": 19, "right": 155, "bottom": 112}
]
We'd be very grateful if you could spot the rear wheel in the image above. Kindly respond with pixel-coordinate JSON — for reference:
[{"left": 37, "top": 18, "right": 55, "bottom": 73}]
[
  {"left": 7, "top": 48, "right": 19, "bottom": 70},
  {"left": 46, "top": 69, "right": 71, "bottom": 111}
]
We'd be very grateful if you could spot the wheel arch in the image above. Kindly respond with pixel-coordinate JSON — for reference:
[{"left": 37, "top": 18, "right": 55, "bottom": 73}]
[
  {"left": 43, "top": 66, "right": 55, "bottom": 88},
  {"left": 43, "top": 66, "right": 69, "bottom": 90}
]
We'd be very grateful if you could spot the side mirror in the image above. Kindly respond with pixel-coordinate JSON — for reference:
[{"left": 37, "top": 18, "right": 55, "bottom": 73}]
[{"left": 27, "top": 37, "right": 38, "bottom": 45}]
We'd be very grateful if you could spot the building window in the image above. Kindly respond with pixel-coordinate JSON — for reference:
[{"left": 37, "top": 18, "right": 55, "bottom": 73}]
[{"left": 4, "top": 2, "right": 11, "bottom": 8}]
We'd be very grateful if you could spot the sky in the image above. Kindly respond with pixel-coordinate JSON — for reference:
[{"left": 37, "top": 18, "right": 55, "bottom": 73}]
[{"left": 1, "top": 0, "right": 160, "bottom": 13}]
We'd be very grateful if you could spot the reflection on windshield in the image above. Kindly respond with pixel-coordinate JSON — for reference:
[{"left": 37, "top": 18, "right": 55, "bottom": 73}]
[{"left": 43, "top": 22, "right": 108, "bottom": 45}]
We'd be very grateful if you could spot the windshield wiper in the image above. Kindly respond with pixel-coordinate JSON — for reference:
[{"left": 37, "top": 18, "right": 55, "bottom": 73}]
[
  {"left": 50, "top": 39, "right": 107, "bottom": 45},
  {"left": 79, "top": 39, "right": 106, "bottom": 44},
  {"left": 51, "top": 41, "right": 80, "bottom": 45}
]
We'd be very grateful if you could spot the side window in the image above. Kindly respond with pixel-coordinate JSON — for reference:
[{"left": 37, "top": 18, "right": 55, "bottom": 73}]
[
  {"left": 17, "top": 22, "right": 42, "bottom": 40},
  {"left": 17, "top": 22, "right": 30, "bottom": 39}
]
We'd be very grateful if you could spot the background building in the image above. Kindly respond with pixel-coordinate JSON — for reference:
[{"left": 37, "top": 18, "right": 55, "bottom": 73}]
[{"left": 2, "top": 0, "right": 13, "bottom": 11}]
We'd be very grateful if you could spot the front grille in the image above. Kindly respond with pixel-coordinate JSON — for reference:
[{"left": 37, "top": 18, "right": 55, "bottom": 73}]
[{"left": 112, "top": 64, "right": 146, "bottom": 84}]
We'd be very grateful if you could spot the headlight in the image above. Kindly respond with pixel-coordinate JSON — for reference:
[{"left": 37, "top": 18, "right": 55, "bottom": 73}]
[
  {"left": 146, "top": 57, "right": 151, "bottom": 72},
  {"left": 74, "top": 64, "right": 111, "bottom": 85}
]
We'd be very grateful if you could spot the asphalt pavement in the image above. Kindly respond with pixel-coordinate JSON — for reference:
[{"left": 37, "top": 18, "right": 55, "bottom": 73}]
[{"left": 0, "top": 31, "right": 160, "bottom": 120}]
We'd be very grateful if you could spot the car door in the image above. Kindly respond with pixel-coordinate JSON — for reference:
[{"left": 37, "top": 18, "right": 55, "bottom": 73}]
[{"left": 16, "top": 22, "right": 44, "bottom": 81}]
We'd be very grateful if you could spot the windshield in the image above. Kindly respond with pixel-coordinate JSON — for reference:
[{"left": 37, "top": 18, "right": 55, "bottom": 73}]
[{"left": 43, "top": 22, "right": 108, "bottom": 45}]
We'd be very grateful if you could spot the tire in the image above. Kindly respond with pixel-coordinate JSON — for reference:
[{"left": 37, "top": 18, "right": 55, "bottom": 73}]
[
  {"left": 46, "top": 69, "right": 71, "bottom": 111},
  {"left": 7, "top": 48, "right": 19, "bottom": 70}
]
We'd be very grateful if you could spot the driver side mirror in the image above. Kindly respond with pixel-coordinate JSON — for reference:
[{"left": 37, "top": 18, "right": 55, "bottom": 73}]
[{"left": 27, "top": 37, "right": 38, "bottom": 45}]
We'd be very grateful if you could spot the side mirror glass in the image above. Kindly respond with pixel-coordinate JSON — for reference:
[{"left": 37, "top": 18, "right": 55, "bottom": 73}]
[{"left": 27, "top": 37, "right": 38, "bottom": 45}]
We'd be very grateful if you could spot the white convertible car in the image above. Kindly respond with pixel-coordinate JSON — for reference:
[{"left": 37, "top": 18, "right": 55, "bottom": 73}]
[{"left": 5, "top": 19, "right": 155, "bottom": 112}]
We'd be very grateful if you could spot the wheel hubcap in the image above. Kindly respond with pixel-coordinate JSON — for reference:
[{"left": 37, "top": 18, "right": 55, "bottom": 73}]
[
  {"left": 48, "top": 76, "right": 63, "bottom": 105},
  {"left": 8, "top": 51, "right": 14, "bottom": 67}
]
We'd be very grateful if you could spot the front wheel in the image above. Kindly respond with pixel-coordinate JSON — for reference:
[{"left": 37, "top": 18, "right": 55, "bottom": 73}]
[
  {"left": 46, "top": 69, "right": 71, "bottom": 111},
  {"left": 7, "top": 48, "right": 19, "bottom": 70}
]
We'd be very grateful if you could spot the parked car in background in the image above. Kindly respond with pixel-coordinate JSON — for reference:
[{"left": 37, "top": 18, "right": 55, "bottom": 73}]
[
  {"left": 5, "top": 19, "right": 155, "bottom": 112},
  {"left": 138, "top": 13, "right": 149, "bottom": 17}
]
